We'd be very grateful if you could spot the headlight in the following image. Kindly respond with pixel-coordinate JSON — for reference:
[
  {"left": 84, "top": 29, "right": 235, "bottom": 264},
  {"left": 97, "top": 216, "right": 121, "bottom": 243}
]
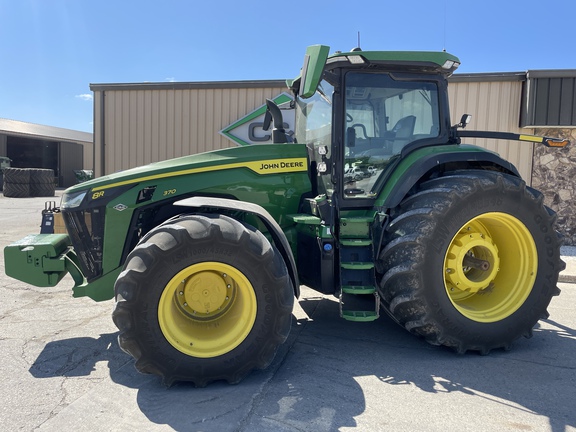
[{"left": 61, "top": 190, "right": 88, "bottom": 209}]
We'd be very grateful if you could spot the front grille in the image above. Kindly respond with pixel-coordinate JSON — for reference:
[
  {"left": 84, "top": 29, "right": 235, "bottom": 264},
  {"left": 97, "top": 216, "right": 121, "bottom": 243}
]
[{"left": 63, "top": 206, "right": 105, "bottom": 281}]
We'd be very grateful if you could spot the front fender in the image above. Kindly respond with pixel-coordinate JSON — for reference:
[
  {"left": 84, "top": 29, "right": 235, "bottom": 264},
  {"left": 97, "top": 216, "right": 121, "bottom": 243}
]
[{"left": 174, "top": 196, "right": 300, "bottom": 297}]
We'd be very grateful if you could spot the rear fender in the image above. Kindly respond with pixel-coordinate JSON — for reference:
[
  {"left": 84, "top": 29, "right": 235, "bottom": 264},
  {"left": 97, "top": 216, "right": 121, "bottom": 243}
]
[{"left": 377, "top": 148, "right": 520, "bottom": 209}]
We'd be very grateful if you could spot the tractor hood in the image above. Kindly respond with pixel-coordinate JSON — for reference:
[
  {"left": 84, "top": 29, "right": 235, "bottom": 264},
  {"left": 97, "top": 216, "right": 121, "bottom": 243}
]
[
  {"left": 53, "top": 142, "right": 311, "bottom": 300},
  {"left": 62, "top": 144, "right": 309, "bottom": 207}
]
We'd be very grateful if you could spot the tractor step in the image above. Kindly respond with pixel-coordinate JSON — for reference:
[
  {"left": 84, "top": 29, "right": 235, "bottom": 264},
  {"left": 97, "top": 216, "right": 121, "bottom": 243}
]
[
  {"left": 286, "top": 213, "right": 322, "bottom": 225},
  {"left": 340, "top": 216, "right": 374, "bottom": 239},
  {"left": 342, "top": 285, "right": 376, "bottom": 294},
  {"left": 339, "top": 288, "right": 380, "bottom": 322},
  {"left": 340, "top": 239, "right": 372, "bottom": 247},
  {"left": 337, "top": 221, "right": 379, "bottom": 322},
  {"left": 341, "top": 262, "right": 374, "bottom": 270},
  {"left": 341, "top": 309, "right": 379, "bottom": 322}
]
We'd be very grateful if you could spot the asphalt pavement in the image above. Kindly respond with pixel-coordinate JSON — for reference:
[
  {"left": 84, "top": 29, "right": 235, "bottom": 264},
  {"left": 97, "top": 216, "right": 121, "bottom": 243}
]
[{"left": 0, "top": 192, "right": 575, "bottom": 432}]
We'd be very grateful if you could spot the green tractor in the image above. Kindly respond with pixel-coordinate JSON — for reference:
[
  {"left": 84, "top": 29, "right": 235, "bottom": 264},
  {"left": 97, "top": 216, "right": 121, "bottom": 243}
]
[{"left": 4, "top": 45, "right": 568, "bottom": 386}]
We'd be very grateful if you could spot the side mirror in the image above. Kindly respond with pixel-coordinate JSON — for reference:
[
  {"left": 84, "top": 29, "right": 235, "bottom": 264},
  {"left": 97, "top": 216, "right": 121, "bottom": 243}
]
[
  {"left": 457, "top": 114, "right": 472, "bottom": 129},
  {"left": 299, "top": 45, "right": 330, "bottom": 99},
  {"left": 263, "top": 109, "right": 272, "bottom": 131},
  {"left": 449, "top": 114, "right": 472, "bottom": 144},
  {"left": 264, "top": 99, "right": 288, "bottom": 143}
]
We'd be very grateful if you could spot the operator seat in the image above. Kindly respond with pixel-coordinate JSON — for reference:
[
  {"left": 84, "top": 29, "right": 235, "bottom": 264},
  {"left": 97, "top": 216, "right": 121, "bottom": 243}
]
[{"left": 391, "top": 115, "right": 416, "bottom": 152}]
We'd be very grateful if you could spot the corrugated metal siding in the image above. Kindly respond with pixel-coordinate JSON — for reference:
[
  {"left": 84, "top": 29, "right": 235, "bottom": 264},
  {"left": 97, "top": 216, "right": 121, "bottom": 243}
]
[
  {"left": 448, "top": 80, "right": 533, "bottom": 182},
  {"left": 93, "top": 79, "right": 534, "bottom": 182},
  {"left": 96, "top": 85, "right": 286, "bottom": 175},
  {"left": 523, "top": 75, "right": 576, "bottom": 127},
  {"left": 93, "top": 91, "right": 103, "bottom": 176}
]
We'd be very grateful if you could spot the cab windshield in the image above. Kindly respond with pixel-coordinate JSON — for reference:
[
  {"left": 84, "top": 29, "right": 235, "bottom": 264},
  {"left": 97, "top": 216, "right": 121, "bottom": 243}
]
[
  {"left": 344, "top": 72, "right": 440, "bottom": 198},
  {"left": 294, "top": 72, "right": 440, "bottom": 200}
]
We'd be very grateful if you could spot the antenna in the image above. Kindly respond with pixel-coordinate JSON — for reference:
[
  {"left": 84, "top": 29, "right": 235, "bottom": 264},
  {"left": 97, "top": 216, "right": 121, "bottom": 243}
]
[
  {"left": 443, "top": 0, "right": 447, "bottom": 51},
  {"left": 357, "top": 31, "right": 361, "bottom": 49}
]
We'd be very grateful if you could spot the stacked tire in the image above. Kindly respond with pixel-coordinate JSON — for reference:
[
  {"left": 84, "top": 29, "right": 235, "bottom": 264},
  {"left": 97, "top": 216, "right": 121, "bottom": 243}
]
[
  {"left": 3, "top": 168, "right": 30, "bottom": 198},
  {"left": 3, "top": 168, "right": 55, "bottom": 198},
  {"left": 30, "top": 169, "right": 56, "bottom": 197}
]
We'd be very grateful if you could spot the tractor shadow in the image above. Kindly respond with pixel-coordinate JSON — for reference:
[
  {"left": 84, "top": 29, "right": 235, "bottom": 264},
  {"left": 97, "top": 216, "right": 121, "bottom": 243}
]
[
  {"left": 29, "top": 293, "right": 576, "bottom": 432},
  {"left": 244, "top": 294, "right": 576, "bottom": 432},
  {"left": 29, "top": 332, "right": 127, "bottom": 379}
]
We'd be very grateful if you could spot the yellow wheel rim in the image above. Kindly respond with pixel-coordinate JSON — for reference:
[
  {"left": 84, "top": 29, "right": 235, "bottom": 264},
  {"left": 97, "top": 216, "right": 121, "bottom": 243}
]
[
  {"left": 443, "top": 212, "right": 537, "bottom": 323},
  {"left": 158, "top": 262, "right": 257, "bottom": 358}
]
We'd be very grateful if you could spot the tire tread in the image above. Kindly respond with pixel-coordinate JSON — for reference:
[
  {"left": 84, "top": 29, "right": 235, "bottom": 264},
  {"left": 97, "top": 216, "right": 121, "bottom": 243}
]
[
  {"left": 112, "top": 214, "right": 293, "bottom": 386},
  {"left": 378, "top": 170, "right": 564, "bottom": 354}
]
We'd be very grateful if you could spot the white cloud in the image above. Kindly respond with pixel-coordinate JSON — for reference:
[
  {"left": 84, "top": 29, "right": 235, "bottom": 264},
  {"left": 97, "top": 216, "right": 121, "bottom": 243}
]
[
  {"left": 76, "top": 94, "right": 93, "bottom": 101},
  {"left": 165, "top": 77, "right": 176, "bottom": 82}
]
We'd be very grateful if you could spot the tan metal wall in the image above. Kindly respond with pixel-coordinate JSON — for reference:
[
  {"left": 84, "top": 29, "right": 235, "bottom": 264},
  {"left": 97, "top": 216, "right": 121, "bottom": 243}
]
[
  {"left": 448, "top": 77, "right": 533, "bottom": 182},
  {"left": 92, "top": 77, "right": 534, "bottom": 181},
  {"left": 92, "top": 83, "right": 286, "bottom": 176},
  {"left": 92, "top": 92, "right": 102, "bottom": 177}
]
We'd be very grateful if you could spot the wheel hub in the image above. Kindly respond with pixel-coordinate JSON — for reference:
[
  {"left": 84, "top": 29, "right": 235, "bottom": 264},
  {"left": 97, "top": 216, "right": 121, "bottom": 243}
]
[
  {"left": 177, "top": 272, "right": 232, "bottom": 318},
  {"left": 445, "top": 229, "right": 500, "bottom": 294}
]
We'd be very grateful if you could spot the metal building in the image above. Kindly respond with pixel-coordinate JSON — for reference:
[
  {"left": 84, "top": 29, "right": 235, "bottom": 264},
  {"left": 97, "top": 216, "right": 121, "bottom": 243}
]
[
  {"left": 0, "top": 119, "right": 93, "bottom": 187},
  {"left": 89, "top": 72, "right": 574, "bottom": 182},
  {"left": 89, "top": 70, "right": 576, "bottom": 245},
  {"left": 90, "top": 80, "right": 287, "bottom": 177}
]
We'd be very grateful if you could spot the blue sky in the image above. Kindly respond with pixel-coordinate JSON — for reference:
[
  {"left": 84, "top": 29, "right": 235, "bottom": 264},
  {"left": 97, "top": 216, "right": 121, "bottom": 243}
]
[{"left": 0, "top": 0, "right": 574, "bottom": 133}]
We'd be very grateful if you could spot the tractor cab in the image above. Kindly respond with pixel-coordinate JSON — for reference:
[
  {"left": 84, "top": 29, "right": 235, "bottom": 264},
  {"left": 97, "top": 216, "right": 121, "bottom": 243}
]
[{"left": 287, "top": 45, "right": 460, "bottom": 208}]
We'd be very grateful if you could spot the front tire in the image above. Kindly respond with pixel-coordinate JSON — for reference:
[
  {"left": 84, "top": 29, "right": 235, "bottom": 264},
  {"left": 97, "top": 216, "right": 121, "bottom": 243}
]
[
  {"left": 112, "top": 214, "right": 294, "bottom": 386},
  {"left": 377, "top": 170, "right": 564, "bottom": 353}
]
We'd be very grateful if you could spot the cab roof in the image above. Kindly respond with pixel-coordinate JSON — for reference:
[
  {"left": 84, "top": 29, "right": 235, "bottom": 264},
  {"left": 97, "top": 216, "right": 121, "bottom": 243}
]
[
  {"left": 288, "top": 45, "right": 461, "bottom": 98},
  {"left": 327, "top": 49, "right": 460, "bottom": 73}
]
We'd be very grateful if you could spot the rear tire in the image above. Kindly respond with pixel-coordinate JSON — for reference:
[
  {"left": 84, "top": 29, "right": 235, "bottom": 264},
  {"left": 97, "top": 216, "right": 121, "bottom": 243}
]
[
  {"left": 112, "top": 214, "right": 293, "bottom": 386},
  {"left": 377, "top": 170, "right": 564, "bottom": 353}
]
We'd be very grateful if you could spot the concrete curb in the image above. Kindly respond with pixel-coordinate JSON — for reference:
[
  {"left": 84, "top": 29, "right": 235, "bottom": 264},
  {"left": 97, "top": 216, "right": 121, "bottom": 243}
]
[
  {"left": 559, "top": 272, "right": 576, "bottom": 284},
  {"left": 559, "top": 248, "right": 576, "bottom": 284},
  {"left": 559, "top": 276, "right": 576, "bottom": 283}
]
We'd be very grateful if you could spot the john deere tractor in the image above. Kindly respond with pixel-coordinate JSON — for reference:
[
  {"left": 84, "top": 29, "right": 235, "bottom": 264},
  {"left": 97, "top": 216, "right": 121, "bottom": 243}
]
[{"left": 4, "top": 45, "right": 568, "bottom": 386}]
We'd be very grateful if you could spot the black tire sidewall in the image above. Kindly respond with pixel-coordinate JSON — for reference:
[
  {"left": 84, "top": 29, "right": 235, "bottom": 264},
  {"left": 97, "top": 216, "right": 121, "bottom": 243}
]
[
  {"left": 30, "top": 183, "right": 55, "bottom": 197},
  {"left": 418, "top": 181, "right": 560, "bottom": 345},
  {"left": 3, "top": 181, "right": 30, "bottom": 198},
  {"left": 3, "top": 168, "right": 30, "bottom": 183},
  {"left": 116, "top": 215, "right": 292, "bottom": 382},
  {"left": 30, "top": 169, "right": 55, "bottom": 185}
]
